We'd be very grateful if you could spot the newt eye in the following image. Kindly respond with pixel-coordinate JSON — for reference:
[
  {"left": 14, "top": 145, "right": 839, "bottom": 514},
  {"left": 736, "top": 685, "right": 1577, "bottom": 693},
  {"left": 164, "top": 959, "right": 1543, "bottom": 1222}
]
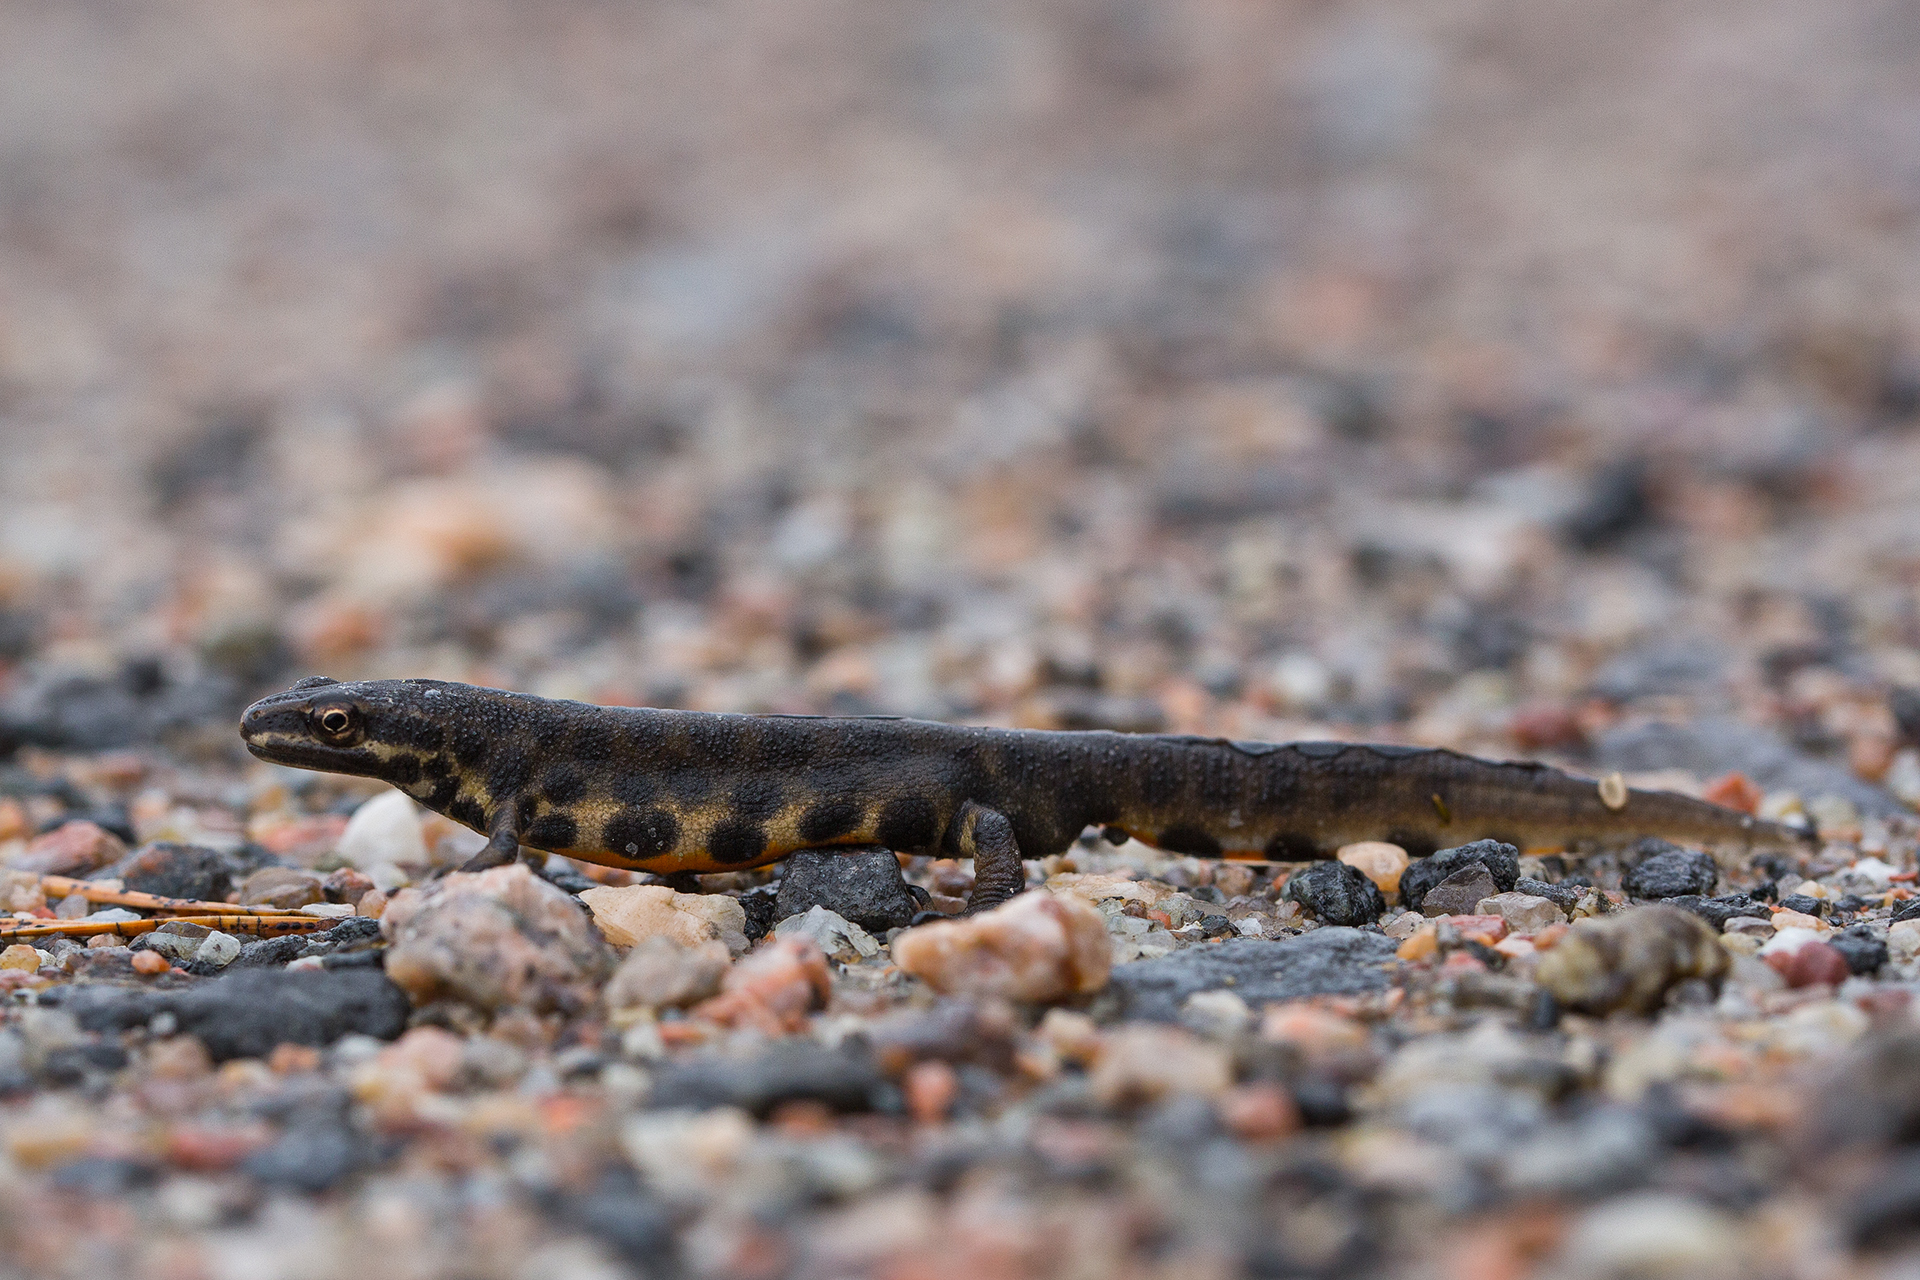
[{"left": 313, "top": 704, "right": 360, "bottom": 740}]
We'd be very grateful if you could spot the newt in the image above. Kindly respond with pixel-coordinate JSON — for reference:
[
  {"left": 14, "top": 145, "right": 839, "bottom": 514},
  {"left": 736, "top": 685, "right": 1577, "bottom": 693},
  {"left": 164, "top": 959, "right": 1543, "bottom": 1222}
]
[{"left": 239, "top": 677, "right": 1807, "bottom": 910}]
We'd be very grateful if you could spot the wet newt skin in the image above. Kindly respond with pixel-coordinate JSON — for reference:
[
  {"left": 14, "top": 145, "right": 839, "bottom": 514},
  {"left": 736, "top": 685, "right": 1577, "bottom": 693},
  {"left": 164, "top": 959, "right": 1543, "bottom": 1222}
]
[{"left": 239, "top": 677, "right": 1806, "bottom": 909}]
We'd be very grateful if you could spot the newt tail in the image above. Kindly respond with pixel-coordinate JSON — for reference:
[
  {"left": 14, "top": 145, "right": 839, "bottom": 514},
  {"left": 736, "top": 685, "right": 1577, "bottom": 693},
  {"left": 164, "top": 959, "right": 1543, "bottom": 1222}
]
[{"left": 240, "top": 678, "right": 1809, "bottom": 910}]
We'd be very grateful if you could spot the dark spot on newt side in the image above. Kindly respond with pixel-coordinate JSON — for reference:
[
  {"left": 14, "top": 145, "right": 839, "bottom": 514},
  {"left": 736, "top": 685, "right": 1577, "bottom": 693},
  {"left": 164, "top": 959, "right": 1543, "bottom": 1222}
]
[
  {"left": 389, "top": 756, "right": 421, "bottom": 786},
  {"left": 799, "top": 800, "right": 862, "bottom": 843},
  {"left": 876, "top": 796, "right": 938, "bottom": 851},
  {"left": 490, "top": 750, "right": 533, "bottom": 798},
  {"left": 731, "top": 777, "right": 784, "bottom": 824},
  {"left": 423, "top": 777, "right": 460, "bottom": 810},
  {"left": 421, "top": 755, "right": 451, "bottom": 779},
  {"left": 527, "top": 813, "right": 578, "bottom": 849},
  {"left": 1159, "top": 824, "right": 1222, "bottom": 857},
  {"left": 448, "top": 796, "right": 485, "bottom": 830},
  {"left": 542, "top": 766, "right": 587, "bottom": 806},
  {"left": 1265, "top": 832, "right": 1319, "bottom": 860},
  {"left": 450, "top": 725, "right": 490, "bottom": 769},
  {"left": 708, "top": 820, "right": 768, "bottom": 865},
  {"left": 606, "top": 807, "right": 679, "bottom": 860}
]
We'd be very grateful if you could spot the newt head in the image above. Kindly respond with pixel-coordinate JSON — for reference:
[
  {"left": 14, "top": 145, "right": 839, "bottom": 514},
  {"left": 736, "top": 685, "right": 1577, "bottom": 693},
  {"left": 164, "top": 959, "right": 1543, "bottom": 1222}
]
[{"left": 240, "top": 675, "right": 460, "bottom": 781}]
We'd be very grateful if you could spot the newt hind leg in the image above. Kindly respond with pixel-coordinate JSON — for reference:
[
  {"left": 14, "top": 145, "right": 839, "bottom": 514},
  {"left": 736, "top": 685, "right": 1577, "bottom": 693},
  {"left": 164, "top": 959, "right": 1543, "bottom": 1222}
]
[{"left": 952, "top": 799, "right": 1026, "bottom": 913}]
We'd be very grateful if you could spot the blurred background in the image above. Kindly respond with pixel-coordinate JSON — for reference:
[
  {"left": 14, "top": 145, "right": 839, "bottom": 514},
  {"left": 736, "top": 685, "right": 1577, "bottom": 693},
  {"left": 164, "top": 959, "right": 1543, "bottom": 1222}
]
[{"left": 4, "top": 0, "right": 1920, "bottom": 769}]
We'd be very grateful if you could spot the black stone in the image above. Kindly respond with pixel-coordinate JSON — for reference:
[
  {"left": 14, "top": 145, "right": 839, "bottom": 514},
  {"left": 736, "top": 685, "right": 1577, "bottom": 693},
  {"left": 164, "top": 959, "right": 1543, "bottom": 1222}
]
[
  {"left": 1513, "top": 877, "right": 1583, "bottom": 911},
  {"left": 1400, "top": 841, "right": 1519, "bottom": 913},
  {"left": 49, "top": 1156, "right": 157, "bottom": 1196},
  {"left": 1778, "top": 893, "right": 1826, "bottom": 917},
  {"left": 740, "top": 888, "right": 779, "bottom": 941},
  {"left": 97, "top": 841, "right": 234, "bottom": 902},
  {"left": 775, "top": 846, "right": 923, "bottom": 932},
  {"left": 1830, "top": 925, "right": 1889, "bottom": 976},
  {"left": 51, "top": 968, "right": 410, "bottom": 1061},
  {"left": 1661, "top": 894, "right": 1771, "bottom": 931},
  {"left": 1621, "top": 841, "right": 1718, "bottom": 899},
  {"left": 1847, "top": 1151, "right": 1920, "bottom": 1250},
  {"left": 1104, "top": 931, "right": 1402, "bottom": 1023},
  {"left": 1895, "top": 898, "right": 1920, "bottom": 926},
  {"left": 230, "top": 935, "right": 311, "bottom": 969},
  {"left": 548, "top": 1166, "right": 678, "bottom": 1268},
  {"left": 242, "top": 1115, "right": 373, "bottom": 1193},
  {"left": 646, "top": 1042, "right": 895, "bottom": 1116},
  {"left": 1279, "top": 862, "right": 1385, "bottom": 926}
]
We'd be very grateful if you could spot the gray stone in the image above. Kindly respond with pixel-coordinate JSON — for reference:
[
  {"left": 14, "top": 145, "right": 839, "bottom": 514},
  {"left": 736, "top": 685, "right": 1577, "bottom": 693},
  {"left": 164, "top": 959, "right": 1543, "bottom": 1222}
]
[
  {"left": 1830, "top": 925, "right": 1888, "bottom": 976},
  {"left": 1621, "top": 840, "right": 1717, "bottom": 899},
  {"left": 1514, "top": 877, "right": 1582, "bottom": 910},
  {"left": 1420, "top": 864, "right": 1497, "bottom": 917},
  {"left": 646, "top": 1041, "right": 892, "bottom": 1116},
  {"left": 1400, "top": 840, "right": 1519, "bottom": 913},
  {"left": 1279, "top": 861, "right": 1386, "bottom": 926},
  {"left": 47, "top": 968, "right": 410, "bottom": 1061},
  {"left": 1104, "top": 930, "right": 1401, "bottom": 1022},
  {"left": 775, "top": 846, "right": 922, "bottom": 932}
]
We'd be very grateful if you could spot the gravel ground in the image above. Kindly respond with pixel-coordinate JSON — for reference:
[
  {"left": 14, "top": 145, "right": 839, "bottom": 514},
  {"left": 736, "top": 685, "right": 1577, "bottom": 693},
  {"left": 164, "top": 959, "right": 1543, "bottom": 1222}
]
[{"left": 5, "top": 2, "right": 1920, "bottom": 1277}]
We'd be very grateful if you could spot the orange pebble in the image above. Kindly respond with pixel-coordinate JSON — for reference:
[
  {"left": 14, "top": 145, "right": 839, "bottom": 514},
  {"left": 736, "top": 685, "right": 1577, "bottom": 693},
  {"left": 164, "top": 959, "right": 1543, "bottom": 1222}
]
[
  {"left": 268, "top": 1044, "right": 322, "bottom": 1075},
  {"left": 1216, "top": 1083, "right": 1300, "bottom": 1142},
  {"left": 905, "top": 1059, "right": 959, "bottom": 1125},
  {"left": 1702, "top": 772, "right": 1763, "bottom": 815},
  {"left": 1396, "top": 930, "right": 1439, "bottom": 961},
  {"left": 131, "top": 950, "right": 171, "bottom": 976}
]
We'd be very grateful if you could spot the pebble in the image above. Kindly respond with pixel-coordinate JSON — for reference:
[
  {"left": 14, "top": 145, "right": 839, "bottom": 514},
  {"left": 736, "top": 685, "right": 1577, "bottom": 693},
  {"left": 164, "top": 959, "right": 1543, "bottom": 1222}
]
[
  {"left": 1399, "top": 841, "right": 1519, "bottom": 913},
  {"left": 1662, "top": 893, "right": 1771, "bottom": 930},
  {"left": 1830, "top": 925, "right": 1890, "bottom": 975},
  {"left": 1552, "top": 1193, "right": 1740, "bottom": 1280},
  {"left": 1475, "top": 892, "right": 1566, "bottom": 933},
  {"left": 382, "top": 864, "right": 614, "bottom": 1013},
  {"left": 1513, "top": 877, "right": 1583, "bottom": 911},
  {"left": 1216, "top": 1083, "right": 1300, "bottom": 1141},
  {"left": 195, "top": 931, "right": 241, "bottom": 968},
  {"left": 1335, "top": 842, "right": 1409, "bottom": 896},
  {"left": 13, "top": 820, "right": 126, "bottom": 876},
  {"left": 1621, "top": 841, "right": 1719, "bottom": 898},
  {"left": 1420, "top": 864, "right": 1498, "bottom": 917},
  {"left": 904, "top": 1059, "right": 958, "bottom": 1124},
  {"left": 774, "top": 905, "right": 881, "bottom": 963},
  {"left": 239, "top": 866, "right": 325, "bottom": 909},
  {"left": 104, "top": 841, "right": 232, "bottom": 901},
  {"left": 1279, "top": 861, "right": 1385, "bottom": 925},
  {"left": 56, "top": 967, "right": 409, "bottom": 1059},
  {"left": 605, "top": 937, "right": 732, "bottom": 1015},
  {"left": 131, "top": 950, "right": 172, "bottom": 976},
  {"left": 692, "top": 937, "right": 833, "bottom": 1035},
  {"left": 336, "top": 790, "right": 431, "bottom": 872},
  {"left": 141, "top": 921, "right": 214, "bottom": 962},
  {"left": 579, "top": 885, "right": 751, "bottom": 957},
  {"left": 1179, "top": 989, "right": 1253, "bottom": 1039},
  {"left": 774, "top": 847, "right": 921, "bottom": 932},
  {"left": 890, "top": 891, "right": 1111, "bottom": 1003},
  {"left": 1088, "top": 1024, "right": 1233, "bottom": 1108},
  {"left": 1764, "top": 939, "right": 1852, "bottom": 988},
  {"left": 1769, "top": 909, "right": 1825, "bottom": 932},
  {"left": 1534, "top": 905, "right": 1730, "bottom": 1015},
  {"left": 1106, "top": 930, "right": 1401, "bottom": 1021},
  {"left": 0, "top": 944, "right": 41, "bottom": 971}
]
